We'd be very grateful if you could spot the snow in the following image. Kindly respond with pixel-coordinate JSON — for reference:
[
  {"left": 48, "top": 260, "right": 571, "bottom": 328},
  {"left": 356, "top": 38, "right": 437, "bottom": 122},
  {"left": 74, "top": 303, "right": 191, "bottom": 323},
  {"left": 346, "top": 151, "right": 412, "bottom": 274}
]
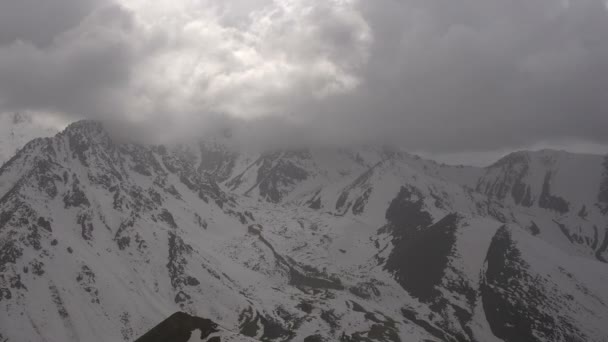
[{"left": 0, "top": 120, "right": 607, "bottom": 341}]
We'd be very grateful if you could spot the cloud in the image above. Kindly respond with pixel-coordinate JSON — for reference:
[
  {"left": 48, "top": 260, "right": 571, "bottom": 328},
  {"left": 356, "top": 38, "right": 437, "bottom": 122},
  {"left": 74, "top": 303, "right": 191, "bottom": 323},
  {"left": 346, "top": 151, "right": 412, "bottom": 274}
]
[
  {"left": 0, "top": 0, "right": 103, "bottom": 47},
  {"left": 124, "top": 0, "right": 371, "bottom": 121},
  {"left": 0, "top": 2, "right": 141, "bottom": 120},
  {"left": 0, "top": 0, "right": 607, "bottom": 157},
  {"left": 346, "top": 0, "right": 608, "bottom": 153}
]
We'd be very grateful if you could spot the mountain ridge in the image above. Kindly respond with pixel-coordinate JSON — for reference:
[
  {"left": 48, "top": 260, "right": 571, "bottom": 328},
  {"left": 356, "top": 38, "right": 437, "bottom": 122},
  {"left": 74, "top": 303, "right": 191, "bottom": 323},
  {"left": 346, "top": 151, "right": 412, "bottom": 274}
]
[{"left": 1, "top": 120, "right": 607, "bottom": 342}]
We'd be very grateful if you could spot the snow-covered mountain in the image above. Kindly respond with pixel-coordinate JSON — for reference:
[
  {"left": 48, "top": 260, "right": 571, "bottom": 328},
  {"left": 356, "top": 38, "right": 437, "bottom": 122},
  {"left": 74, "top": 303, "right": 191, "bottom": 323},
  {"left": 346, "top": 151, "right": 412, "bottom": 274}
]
[
  {"left": 0, "top": 112, "right": 59, "bottom": 166},
  {"left": 1, "top": 121, "right": 607, "bottom": 342}
]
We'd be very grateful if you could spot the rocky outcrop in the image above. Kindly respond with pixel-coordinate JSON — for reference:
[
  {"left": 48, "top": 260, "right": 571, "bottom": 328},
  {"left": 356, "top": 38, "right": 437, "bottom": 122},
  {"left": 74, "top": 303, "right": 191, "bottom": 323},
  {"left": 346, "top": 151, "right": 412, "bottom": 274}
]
[
  {"left": 599, "top": 155, "right": 608, "bottom": 213},
  {"left": 538, "top": 171, "right": 569, "bottom": 214},
  {"left": 476, "top": 152, "right": 534, "bottom": 206},
  {"left": 481, "top": 226, "right": 603, "bottom": 342},
  {"left": 135, "top": 312, "right": 219, "bottom": 342}
]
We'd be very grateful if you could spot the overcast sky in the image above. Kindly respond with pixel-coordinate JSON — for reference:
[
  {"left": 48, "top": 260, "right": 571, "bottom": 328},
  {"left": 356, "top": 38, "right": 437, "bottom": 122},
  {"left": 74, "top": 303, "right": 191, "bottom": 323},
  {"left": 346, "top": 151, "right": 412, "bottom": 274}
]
[{"left": 1, "top": 0, "right": 607, "bottom": 164}]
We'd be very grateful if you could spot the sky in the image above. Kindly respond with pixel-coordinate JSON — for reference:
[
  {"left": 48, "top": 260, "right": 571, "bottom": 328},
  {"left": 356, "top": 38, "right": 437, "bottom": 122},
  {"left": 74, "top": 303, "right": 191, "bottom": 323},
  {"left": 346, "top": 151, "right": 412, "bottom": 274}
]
[{"left": 0, "top": 0, "right": 607, "bottom": 164}]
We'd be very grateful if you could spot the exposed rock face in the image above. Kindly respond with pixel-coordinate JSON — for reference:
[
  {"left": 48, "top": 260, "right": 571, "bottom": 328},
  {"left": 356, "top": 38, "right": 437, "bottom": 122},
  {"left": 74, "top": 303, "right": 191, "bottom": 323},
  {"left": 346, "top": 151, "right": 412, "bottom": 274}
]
[
  {"left": 256, "top": 153, "right": 309, "bottom": 203},
  {"left": 481, "top": 226, "right": 603, "bottom": 342},
  {"left": 475, "top": 150, "right": 601, "bottom": 215},
  {"left": 386, "top": 212, "right": 459, "bottom": 301},
  {"left": 198, "top": 142, "right": 238, "bottom": 182},
  {"left": 538, "top": 171, "right": 569, "bottom": 214},
  {"left": 477, "top": 152, "right": 534, "bottom": 206},
  {"left": 599, "top": 155, "right": 608, "bottom": 213},
  {"left": 228, "top": 151, "right": 311, "bottom": 203},
  {"left": 335, "top": 162, "right": 381, "bottom": 215},
  {"left": 134, "top": 312, "right": 218, "bottom": 342}
]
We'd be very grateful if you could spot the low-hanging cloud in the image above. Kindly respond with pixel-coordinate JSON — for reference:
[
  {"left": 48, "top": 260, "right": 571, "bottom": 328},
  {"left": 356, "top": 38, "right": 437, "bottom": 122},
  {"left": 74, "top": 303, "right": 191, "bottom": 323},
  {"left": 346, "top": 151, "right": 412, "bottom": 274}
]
[{"left": 0, "top": 0, "right": 607, "bottom": 156}]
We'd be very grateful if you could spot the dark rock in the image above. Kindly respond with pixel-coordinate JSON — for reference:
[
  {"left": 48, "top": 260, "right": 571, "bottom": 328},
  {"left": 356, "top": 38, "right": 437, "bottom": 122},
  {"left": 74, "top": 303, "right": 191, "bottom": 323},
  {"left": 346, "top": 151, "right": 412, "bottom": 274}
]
[
  {"left": 367, "top": 322, "right": 400, "bottom": 342},
  {"left": 348, "top": 282, "right": 381, "bottom": 299},
  {"left": 481, "top": 226, "right": 587, "bottom": 342},
  {"left": 248, "top": 224, "right": 262, "bottom": 235},
  {"left": 596, "top": 227, "right": 608, "bottom": 263},
  {"left": 134, "top": 312, "right": 218, "bottom": 342},
  {"left": 9, "top": 274, "right": 25, "bottom": 290},
  {"left": 400, "top": 308, "right": 450, "bottom": 341},
  {"left": 49, "top": 285, "right": 68, "bottom": 318},
  {"left": 384, "top": 187, "right": 459, "bottom": 301},
  {"left": 77, "top": 213, "right": 94, "bottom": 241},
  {"left": 0, "top": 240, "right": 22, "bottom": 270},
  {"left": 0, "top": 288, "right": 12, "bottom": 301},
  {"left": 288, "top": 267, "right": 344, "bottom": 290},
  {"left": 308, "top": 197, "right": 322, "bottom": 209},
  {"left": 185, "top": 276, "right": 200, "bottom": 286},
  {"left": 114, "top": 217, "right": 135, "bottom": 250},
  {"left": 304, "top": 334, "right": 325, "bottom": 342},
  {"left": 37, "top": 217, "right": 52, "bottom": 232},
  {"left": 296, "top": 300, "right": 313, "bottom": 313},
  {"left": 167, "top": 232, "right": 194, "bottom": 289},
  {"left": 63, "top": 177, "right": 90, "bottom": 208},
  {"left": 335, "top": 192, "right": 349, "bottom": 211},
  {"left": 528, "top": 221, "right": 540, "bottom": 236},
  {"left": 158, "top": 209, "right": 178, "bottom": 229},
  {"left": 384, "top": 186, "right": 432, "bottom": 230},
  {"left": 478, "top": 152, "right": 534, "bottom": 207},
  {"left": 174, "top": 291, "right": 191, "bottom": 304},
  {"left": 578, "top": 205, "right": 588, "bottom": 219},
  {"left": 238, "top": 307, "right": 292, "bottom": 341},
  {"left": 194, "top": 213, "right": 208, "bottom": 229},
  {"left": 598, "top": 156, "right": 608, "bottom": 213},
  {"left": 352, "top": 188, "right": 372, "bottom": 215},
  {"left": 320, "top": 309, "right": 340, "bottom": 331},
  {"left": 242, "top": 152, "right": 310, "bottom": 203},
  {"left": 30, "top": 260, "right": 45, "bottom": 276},
  {"left": 538, "top": 172, "right": 569, "bottom": 214}
]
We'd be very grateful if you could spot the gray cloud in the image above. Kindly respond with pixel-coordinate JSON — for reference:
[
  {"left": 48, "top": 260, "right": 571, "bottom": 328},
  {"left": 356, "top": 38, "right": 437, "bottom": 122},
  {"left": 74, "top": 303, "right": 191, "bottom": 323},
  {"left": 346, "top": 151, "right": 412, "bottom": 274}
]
[
  {"left": 0, "top": 1, "right": 141, "bottom": 120},
  {"left": 0, "top": 0, "right": 607, "bottom": 159},
  {"left": 0, "top": 0, "right": 102, "bottom": 47},
  {"left": 347, "top": 0, "right": 608, "bottom": 153}
]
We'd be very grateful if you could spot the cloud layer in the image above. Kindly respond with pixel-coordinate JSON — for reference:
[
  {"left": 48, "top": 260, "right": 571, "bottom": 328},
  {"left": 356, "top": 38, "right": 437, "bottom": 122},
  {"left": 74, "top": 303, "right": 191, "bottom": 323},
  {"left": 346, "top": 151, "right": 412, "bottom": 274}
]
[{"left": 1, "top": 0, "right": 607, "bottom": 156}]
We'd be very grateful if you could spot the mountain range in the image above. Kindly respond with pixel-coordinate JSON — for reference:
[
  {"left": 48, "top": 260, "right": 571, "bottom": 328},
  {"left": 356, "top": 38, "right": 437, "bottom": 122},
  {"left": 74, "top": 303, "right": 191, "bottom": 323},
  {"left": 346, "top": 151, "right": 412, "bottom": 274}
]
[{"left": 1, "top": 119, "right": 607, "bottom": 341}]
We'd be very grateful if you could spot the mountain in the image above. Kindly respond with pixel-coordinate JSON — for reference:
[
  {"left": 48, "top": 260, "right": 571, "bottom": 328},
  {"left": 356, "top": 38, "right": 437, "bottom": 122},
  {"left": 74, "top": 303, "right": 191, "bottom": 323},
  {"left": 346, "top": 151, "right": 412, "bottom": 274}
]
[
  {"left": 0, "top": 121, "right": 607, "bottom": 342},
  {"left": 0, "top": 112, "right": 58, "bottom": 166}
]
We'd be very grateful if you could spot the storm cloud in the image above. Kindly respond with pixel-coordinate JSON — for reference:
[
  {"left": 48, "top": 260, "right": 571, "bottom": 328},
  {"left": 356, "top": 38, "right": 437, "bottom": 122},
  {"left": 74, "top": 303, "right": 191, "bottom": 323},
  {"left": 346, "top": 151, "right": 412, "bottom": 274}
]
[{"left": 0, "top": 0, "right": 607, "bottom": 158}]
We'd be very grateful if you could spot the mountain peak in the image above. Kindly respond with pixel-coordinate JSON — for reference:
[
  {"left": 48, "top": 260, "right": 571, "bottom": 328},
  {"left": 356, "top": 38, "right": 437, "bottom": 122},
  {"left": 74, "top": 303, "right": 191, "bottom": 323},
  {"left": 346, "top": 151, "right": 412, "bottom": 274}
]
[{"left": 60, "top": 120, "right": 106, "bottom": 138}]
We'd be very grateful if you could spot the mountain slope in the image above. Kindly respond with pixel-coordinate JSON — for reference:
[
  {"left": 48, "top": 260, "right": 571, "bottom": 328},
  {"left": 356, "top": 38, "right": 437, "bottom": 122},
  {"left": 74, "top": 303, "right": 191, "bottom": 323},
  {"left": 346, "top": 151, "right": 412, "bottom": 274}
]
[
  {"left": 476, "top": 150, "right": 604, "bottom": 213},
  {"left": 0, "top": 121, "right": 607, "bottom": 342}
]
